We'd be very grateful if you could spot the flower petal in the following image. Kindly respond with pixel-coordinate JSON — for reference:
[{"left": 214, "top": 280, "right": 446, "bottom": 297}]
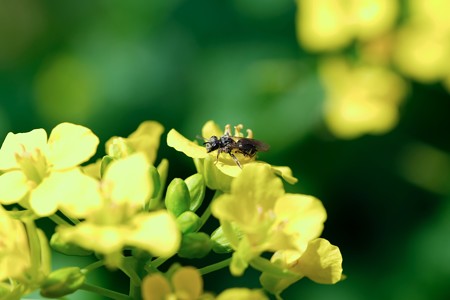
[
  {"left": 58, "top": 223, "right": 125, "bottom": 254},
  {"left": 296, "top": 238, "right": 343, "bottom": 284},
  {"left": 47, "top": 123, "right": 99, "bottom": 170},
  {"left": 271, "top": 165, "right": 298, "bottom": 184},
  {"left": 30, "top": 169, "right": 101, "bottom": 217},
  {"left": 172, "top": 267, "right": 203, "bottom": 299},
  {"left": 0, "top": 129, "right": 48, "bottom": 170},
  {"left": 127, "top": 211, "right": 181, "bottom": 257},
  {"left": 103, "top": 154, "right": 151, "bottom": 207},
  {"left": 142, "top": 274, "right": 171, "bottom": 300},
  {"left": 0, "top": 171, "right": 29, "bottom": 205},
  {"left": 274, "top": 194, "right": 327, "bottom": 250},
  {"left": 167, "top": 129, "right": 207, "bottom": 159},
  {"left": 126, "top": 121, "right": 164, "bottom": 165},
  {"left": 201, "top": 120, "right": 223, "bottom": 139}
]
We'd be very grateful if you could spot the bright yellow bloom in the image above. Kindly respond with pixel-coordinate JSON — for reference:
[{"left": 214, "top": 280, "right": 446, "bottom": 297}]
[
  {"left": 0, "top": 123, "right": 99, "bottom": 216},
  {"left": 142, "top": 266, "right": 210, "bottom": 300},
  {"left": 57, "top": 154, "right": 180, "bottom": 266},
  {"left": 211, "top": 164, "right": 330, "bottom": 276},
  {"left": 297, "top": 0, "right": 398, "bottom": 52},
  {"left": 393, "top": 0, "right": 450, "bottom": 83},
  {"left": 106, "top": 120, "right": 164, "bottom": 164},
  {"left": 0, "top": 207, "right": 51, "bottom": 298},
  {"left": 167, "top": 121, "right": 297, "bottom": 192},
  {"left": 0, "top": 208, "right": 31, "bottom": 282},
  {"left": 142, "top": 267, "right": 267, "bottom": 300},
  {"left": 319, "top": 56, "right": 407, "bottom": 139},
  {"left": 260, "top": 239, "right": 343, "bottom": 295}
]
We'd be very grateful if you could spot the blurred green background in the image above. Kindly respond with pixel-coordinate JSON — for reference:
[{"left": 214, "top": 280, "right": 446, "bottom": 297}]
[{"left": 2, "top": 0, "right": 450, "bottom": 299}]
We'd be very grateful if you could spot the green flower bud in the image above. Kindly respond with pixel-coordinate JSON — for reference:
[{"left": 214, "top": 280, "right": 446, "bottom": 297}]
[
  {"left": 165, "top": 178, "right": 190, "bottom": 217},
  {"left": 184, "top": 173, "right": 205, "bottom": 212},
  {"left": 176, "top": 211, "right": 201, "bottom": 234},
  {"left": 50, "top": 232, "right": 92, "bottom": 256},
  {"left": 40, "top": 267, "right": 86, "bottom": 298},
  {"left": 100, "top": 155, "right": 114, "bottom": 177},
  {"left": 211, "top": 226, "right": 233, "bottom": 254},
  {"left": 178, "top": 232, "right": 212, "bottom": 259},
  {"left": 148, "top": 165, "right": 161, "bottom": 200},
  {"left": 106, "top": 137, "right": 134, "bottom": 159}
]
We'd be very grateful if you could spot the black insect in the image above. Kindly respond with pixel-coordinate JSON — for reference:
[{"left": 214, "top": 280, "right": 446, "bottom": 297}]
[{"left": 202, "top": 134, "right": 270, "bottom": 168}]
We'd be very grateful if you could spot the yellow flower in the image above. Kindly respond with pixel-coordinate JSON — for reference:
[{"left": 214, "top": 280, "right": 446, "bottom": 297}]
[
  {"left": 0, "top": 123, "right": 99, "bottom": 216},
  {"left": 0, "top": 207, "right": 31, "bottom": 282},
  {"left": 216, "top": 288, "right": 268, "bottom": 300},
  {"left": 167, "top": 121, "right": 297, "bottom": 192},
  {"left": 142, "top": 266, "right": 209, "bottom": 300},
  {"left": 211, "top": 164, "right": 328, "bottom": 276},
  {"left": 0, "top": 207, "right": 51, "bottom": 298},
  {"left": 106, "top": 120, "right": 164, "bottom": 164},
  {"left": 260, "top": 238, "right": 343, "bottom": 295},
  {"left": 319, "top": 56, "right": 407, "bottom": 139},
  {"left": 57, "top": 154, "right": 180, "bottom": 266},
  {"left": 297, "top": 0, "right": 398, "bottom": 52},
  {"left": 393, "top": 0, "right": 450, "bottom": 83}
]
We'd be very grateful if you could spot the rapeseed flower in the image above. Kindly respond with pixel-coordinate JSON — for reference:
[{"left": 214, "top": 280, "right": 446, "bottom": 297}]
[
  {"left": 142, "top": 266, "right": 268, "bottom": 300},
  {"left": 319, "top": 56, "right": 407, "bottom": 139},
  {"left": 0, "top": 123, "right": 99, "bottom": 216},
  {"left": 211, "top": 164, "right": 342, "bottom": 279},
  {"left": 296, "top": 0, "right": 398, "bottom": 52},
  {"left": 57, "top": 154, "right": 180, "bottom": 266},
  {"left": 167, "top": 121, "right": 297, "bottom": 192}
]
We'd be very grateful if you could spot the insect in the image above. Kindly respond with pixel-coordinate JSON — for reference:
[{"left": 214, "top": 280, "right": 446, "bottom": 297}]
[{"left": 202, "top": 130, "right": 270, "bottom": 168}]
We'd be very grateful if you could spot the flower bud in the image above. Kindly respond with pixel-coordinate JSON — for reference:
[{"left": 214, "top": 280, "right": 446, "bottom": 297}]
[
  {"left": 100, "top": 155, "right": 114, "bottom": 177},
  {"left": 178, "top": 232, "right": 212, "bottom": 259},
  {"left": 176, "top": 211, "right": 201, "bottom": 234},
  {"left": 40, "top": 267, "right": 86, "bottom": 298},
  {"left": 107, "top": 137, "right": 134, "bottom": 159},
  {"left": 211, "top": 226, "right": 233, "bottom": 254},
  {"left": 165, "top": 178, "right": 190, "bottom": 217},
  {"left": 50, "top": 232, "right": 92, "bottom": 256},
  {"left": 148, "top": 165, "right": 161, "bottom": 200},
  {"left": 184, "top": 173, "right": 205, "bottom": 212}
]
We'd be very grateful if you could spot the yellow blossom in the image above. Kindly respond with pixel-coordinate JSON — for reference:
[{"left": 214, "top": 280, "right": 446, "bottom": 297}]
[
  {"left": 167, "top": 121, "right": 297, "bottom": 192},
  {"left": 260, "top": 238, "right": 343, "bottom": 295},
  {"left": 0, "top": 207, "right": 51, "bottom": 298},
  {"left": 0, "top": 123, "right": 99, "bottom": 216},
  {"left": 319, "top": 56, "right": 407, "bottom": 139},
  {"left": 211, "top": 164, "right": 328, "bottom": 276},
  {"left": 57, "top": 154, "right": 180, "bottom": 265},
  {"left": 142, "top": 266, "right": 209, "bottom": 300},
  {"left": 296, "top": 0, "right": 398, "bottom": 52},
  {"left": 216, "top": 288, "right": 268, "bottom": 300},
  {"left": 105, "top": 120, "right": 164, "bottom": 164},
  {"left": 0, "top": 207, "right": 31, "bottom": 282}
]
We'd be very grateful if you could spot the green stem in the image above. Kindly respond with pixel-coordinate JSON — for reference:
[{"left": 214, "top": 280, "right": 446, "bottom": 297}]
[
  {"left": 24, "top": 219, "right": 42, "bottom": 281},
  {"left": 198, "top": 257, "right": 232, "bottom": 275},
  {"left": 119, "top": 259, "right": 141, "bottom": 287},
  {"left": 48, "top": 214, "right": 71, "bottom": 226},
  {"left": 80, "top": 283, "right": 132, "bottom": 300},
  {"left": 149, "top": 256, "right": 168, "bottom": 268},
  {"left": 83, "top": 260, "right": 104, "bottom": 273}
]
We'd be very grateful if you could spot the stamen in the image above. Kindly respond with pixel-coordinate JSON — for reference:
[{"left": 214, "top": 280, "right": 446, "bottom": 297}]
[
  {"left": 234, "top": 124, "right": 244, "bottom": 137},
  {"left": 224, "top": 124, "right": 232, "bottom": 136},
  {"left": 246, "top": 129, "right": 253, "bottom": 139}
]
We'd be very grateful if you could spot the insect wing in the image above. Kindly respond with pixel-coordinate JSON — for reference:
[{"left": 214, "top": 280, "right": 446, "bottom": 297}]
[{"left": 236, "top": 138, "right": 270, "bottom": 152}]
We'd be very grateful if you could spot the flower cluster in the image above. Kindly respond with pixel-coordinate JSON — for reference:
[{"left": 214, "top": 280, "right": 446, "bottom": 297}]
[
  {"left": 296, "top": 0, "right": 450, "bottom": 139},
  {"left": 0, "top": 120, "right": 343, "bottom": 299}
]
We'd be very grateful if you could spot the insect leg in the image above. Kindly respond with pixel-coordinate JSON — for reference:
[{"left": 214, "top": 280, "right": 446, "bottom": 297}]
[
  {"left": 229, "top": 152, "right": 242, "bottom": 169},
  {"left": 215, "top": 148, "right": 221, "bottom": 165}
]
